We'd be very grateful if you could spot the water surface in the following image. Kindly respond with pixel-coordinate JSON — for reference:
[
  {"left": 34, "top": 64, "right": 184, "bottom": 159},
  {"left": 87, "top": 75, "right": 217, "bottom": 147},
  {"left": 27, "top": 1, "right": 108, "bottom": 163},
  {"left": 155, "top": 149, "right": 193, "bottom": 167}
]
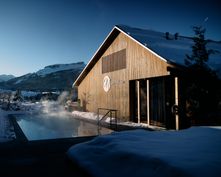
[{"left": 15, "top": 114, "right": 112, "bottom": 140}]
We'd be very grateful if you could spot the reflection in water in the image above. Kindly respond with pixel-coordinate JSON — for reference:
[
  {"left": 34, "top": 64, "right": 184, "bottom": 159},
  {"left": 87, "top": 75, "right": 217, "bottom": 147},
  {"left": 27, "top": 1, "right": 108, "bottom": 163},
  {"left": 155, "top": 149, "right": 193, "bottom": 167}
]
[
  {"left": 16, "top": 114, "right": 112, "bottom": 140},
  {"left": 77, "top": 121, "right": 113, "bottom": 137}
]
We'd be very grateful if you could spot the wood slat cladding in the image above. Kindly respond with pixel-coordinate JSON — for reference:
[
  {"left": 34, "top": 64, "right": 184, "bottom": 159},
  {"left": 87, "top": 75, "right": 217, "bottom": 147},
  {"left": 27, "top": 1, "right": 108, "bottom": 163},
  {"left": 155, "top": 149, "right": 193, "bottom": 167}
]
[
  {"left": 77, "top": 33, "right": 171, "bottom": 121},
  {"left": 102, "top": 49, "right": 126, "bottom": 73}
]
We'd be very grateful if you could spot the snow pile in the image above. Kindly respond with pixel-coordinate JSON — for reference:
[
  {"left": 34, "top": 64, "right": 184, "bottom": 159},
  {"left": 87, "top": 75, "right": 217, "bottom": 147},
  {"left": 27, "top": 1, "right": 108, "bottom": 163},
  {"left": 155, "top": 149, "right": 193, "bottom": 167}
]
[
  {"left": 68, "top": 127, "right": 221, "bottom": 177},
  {"left": 71, "top": 111, "right": 164, "bottom": 130},
  {"left": 72, "top": 110, "right": 115, "bottom": 123},
  {"left": 118, "top": 121, "right": 166, "bottom": 130}
]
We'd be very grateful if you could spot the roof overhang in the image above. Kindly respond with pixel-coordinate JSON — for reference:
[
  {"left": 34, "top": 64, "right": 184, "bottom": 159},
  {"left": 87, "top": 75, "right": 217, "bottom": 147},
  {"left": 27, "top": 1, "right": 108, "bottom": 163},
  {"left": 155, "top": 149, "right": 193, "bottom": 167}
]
[{"left": 73, "top": 27, "right": 120, "bottom": 87}]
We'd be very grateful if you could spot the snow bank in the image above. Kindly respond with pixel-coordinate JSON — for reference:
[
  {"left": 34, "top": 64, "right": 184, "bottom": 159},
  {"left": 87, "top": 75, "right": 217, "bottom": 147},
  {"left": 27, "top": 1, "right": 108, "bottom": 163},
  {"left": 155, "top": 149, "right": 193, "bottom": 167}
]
[
  {"left": 71, "top": 111, "right": 165, "bottom": 130},
  {"left": 72, "top": 111, "right": 114, "bottom": 123},
  {"left": 0, "top": 109, "right": 17, "bottom": 142},
  {"left": 118, "top": 121, "right": 166, "bottom": 130},
  {"left": 0, "top": 102, "right": 40, "bottom": 142},
  {"left": 67, "top": 127, "right": 221, "bottom": 177}
]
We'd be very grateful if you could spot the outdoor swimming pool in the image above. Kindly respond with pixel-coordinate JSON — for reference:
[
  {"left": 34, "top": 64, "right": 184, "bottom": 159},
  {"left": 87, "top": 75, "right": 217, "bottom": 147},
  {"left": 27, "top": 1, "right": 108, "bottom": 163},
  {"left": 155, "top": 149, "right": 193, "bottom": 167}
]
[{"left": 15, "top": 114, "right": 112, "bottom": 140}]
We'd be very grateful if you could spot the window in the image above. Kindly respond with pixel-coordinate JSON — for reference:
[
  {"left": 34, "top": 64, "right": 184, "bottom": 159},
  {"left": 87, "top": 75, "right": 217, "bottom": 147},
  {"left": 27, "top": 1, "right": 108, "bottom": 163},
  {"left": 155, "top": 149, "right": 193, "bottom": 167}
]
[{"left": 102, "top": 49, "right": 126, "bottom": 73}]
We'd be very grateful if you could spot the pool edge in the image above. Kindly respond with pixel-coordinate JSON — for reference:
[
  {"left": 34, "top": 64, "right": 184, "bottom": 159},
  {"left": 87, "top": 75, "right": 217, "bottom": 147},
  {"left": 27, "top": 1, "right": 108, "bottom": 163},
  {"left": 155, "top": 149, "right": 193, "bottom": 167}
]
[{"left": 8, "top": 114, "right": 28, "bottom": 142}]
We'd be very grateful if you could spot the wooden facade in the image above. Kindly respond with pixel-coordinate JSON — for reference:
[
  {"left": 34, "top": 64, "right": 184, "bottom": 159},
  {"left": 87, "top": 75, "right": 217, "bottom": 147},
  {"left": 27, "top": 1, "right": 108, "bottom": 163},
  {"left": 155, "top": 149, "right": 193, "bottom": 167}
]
[{"left": 74, "top": 26, "right": 184, "bottom": 129}]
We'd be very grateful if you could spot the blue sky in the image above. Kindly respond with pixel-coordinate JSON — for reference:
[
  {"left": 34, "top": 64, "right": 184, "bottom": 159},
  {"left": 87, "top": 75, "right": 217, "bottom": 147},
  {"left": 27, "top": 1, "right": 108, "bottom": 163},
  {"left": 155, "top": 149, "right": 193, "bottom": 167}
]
[{"left": 0, "top": 0, "right": 220, "bottom": 76}]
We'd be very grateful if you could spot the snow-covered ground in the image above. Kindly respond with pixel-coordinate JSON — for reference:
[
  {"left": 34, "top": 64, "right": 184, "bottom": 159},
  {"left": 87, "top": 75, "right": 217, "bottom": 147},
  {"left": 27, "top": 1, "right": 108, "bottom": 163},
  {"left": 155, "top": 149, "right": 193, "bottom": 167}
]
[
  {"left": 0, "top": 102, "right": 45, "bottom": 142},
  {"left": 68, "top": 126, "right": 221, "bottom": 177},
  {"left": 0, "top": 109, "right": 26, "bottom": 142},
  {"left": 21, "top": 90, "right": 41, "bottom": 97},
  {"left": 72, "top": 111, "right": 114, "bottom": 123},
  {"left": 72, "top": 110, "right": 165, "bottom": 130},
  {"left": 2, "top": 101, "right": 221, "bottom": 177}
]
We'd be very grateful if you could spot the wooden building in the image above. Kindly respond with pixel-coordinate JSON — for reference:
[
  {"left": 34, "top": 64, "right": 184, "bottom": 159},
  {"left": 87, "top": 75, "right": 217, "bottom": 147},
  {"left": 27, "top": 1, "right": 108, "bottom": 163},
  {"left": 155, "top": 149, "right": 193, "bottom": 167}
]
[{"left": 73, "top": 25, "right": 220, "bottom": 129}]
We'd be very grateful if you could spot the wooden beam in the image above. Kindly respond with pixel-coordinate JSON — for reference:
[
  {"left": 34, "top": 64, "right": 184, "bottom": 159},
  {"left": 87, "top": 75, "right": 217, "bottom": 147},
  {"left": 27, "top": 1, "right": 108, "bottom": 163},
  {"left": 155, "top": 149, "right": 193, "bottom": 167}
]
[
  {"left": 175, "top": 77, "right": 179, "bottom": 130},
  {"left": 137, "top": 80, "right": 140, "bottom": 124},
  {"left": 147, "top": 80, "right": 150, "bottom": 125}
]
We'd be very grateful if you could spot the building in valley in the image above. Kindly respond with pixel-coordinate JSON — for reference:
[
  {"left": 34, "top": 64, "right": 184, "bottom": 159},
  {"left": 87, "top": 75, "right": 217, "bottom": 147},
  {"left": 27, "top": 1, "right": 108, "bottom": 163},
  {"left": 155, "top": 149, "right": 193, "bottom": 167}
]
[{"left": 73, "top": 25, "right": 221, "bottom": 129}]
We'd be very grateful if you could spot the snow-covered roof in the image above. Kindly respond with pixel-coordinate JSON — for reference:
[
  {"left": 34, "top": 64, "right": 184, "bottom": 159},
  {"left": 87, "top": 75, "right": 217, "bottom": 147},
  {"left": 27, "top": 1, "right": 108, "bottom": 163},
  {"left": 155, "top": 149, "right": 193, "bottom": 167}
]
[
  {"left": 116, "top": 25, "right": 221, "bottom": 68},
  {"left": 74, "top": 25, "right": 221, "bottom": 86}
]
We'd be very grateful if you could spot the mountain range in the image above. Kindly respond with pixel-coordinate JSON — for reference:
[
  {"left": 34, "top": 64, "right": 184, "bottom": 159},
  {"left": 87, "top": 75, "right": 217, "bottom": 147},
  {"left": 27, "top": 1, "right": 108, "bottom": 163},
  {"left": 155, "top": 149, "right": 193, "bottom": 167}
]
[
  {"left": 0, "top": 74, "right": 15, "bottom": 82},
  {"left": 0, "top": 62, "right": 85, "bottom": 92}
]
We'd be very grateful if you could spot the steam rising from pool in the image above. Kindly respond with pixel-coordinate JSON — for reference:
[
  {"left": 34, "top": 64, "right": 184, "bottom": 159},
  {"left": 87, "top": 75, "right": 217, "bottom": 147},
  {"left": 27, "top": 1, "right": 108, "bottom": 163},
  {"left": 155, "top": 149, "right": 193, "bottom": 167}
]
[
  {"left": 15, "top": 91, "right": 113, "bottom": 140},
  {"left": 16, "top": 91, "right": 79, "bottom": 139},
  {"left": 35, "top": 91, "right": 72, "bottom": 119}
]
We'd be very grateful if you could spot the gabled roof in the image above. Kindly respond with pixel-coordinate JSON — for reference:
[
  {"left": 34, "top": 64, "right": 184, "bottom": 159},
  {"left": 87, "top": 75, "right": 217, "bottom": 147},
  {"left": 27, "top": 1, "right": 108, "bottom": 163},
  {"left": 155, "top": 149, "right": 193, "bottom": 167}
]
[
  {"left": 73, "top": 27, "right": 120, "bottom": 86},
  {"left": 74, "top": 25, "right": 221, "bottom": 86}
]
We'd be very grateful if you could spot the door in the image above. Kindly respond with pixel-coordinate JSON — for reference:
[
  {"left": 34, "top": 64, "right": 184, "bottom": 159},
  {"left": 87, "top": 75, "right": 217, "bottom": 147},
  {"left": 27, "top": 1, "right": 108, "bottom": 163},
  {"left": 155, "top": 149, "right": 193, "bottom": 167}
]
[
  {"left": 129, "top": 79, "right": 148, "bottom": 123},
  {"left": 129, "top": 80, "right": 137, "bottom": 122},
  {"left": 140, "top": 80, "right": 147, "bottom": 123},
  {"left": 149, "top": 77, "right": 166, "bottom": 126},
  {"left": 130, "top": 76, "right": 175, "bottom": 128},
  {"left": 149, "top": 76, "right": 175, "bottom": 128}
]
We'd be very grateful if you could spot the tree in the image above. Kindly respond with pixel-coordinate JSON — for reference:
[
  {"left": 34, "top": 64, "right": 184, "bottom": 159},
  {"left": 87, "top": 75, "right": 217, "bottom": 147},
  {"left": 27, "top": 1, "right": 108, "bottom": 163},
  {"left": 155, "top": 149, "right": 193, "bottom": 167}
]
[
  {"left": 185, "top": 26, "right": 216, "bottom": 67},
  {"left": 174, "top": 32, "right": 179, "bottom": 40},
  {"left": 185, "top": 26, "right": 219, "bottom": 123},
  {"left": 0, "top": 92, "right": 12, "bottom": 110},
  {"left": 165, "top": 32, "right": 170, "bottom": 40},
  {"left": 13, "top": 89, "right": 23, "bottom": 102}
]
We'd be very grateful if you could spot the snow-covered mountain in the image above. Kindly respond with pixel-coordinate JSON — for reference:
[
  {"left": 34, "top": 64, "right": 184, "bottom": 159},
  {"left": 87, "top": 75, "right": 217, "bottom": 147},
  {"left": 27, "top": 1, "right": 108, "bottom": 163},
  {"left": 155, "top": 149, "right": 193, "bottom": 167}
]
[
  {"left": 36, "top": 62, "right": 85, "bottom": 76},
  {"left": 0, "top": 62, "right": 85, "bottom": 91},
  {"left": 0, "top": 74, "right": 15, "bottom": 82}
]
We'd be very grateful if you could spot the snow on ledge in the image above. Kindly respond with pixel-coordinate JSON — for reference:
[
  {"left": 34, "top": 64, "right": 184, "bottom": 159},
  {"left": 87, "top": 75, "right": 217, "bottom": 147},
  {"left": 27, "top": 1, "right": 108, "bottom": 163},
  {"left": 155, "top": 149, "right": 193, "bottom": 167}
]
[
  {"left": 0, "top": 108, "right": 27, "bottom": 142},
  {"left": 71, "top": 110, "right": 165, "bottom": 130},
  {"left": 71, "top": 111, "right": 114, "bottom": 123}
]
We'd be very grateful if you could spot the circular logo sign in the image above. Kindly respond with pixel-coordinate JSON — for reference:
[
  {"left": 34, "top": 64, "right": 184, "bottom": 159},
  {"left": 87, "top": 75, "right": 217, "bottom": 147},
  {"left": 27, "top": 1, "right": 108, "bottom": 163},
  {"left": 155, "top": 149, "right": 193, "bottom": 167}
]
[{"left": 103, "top": 76, "right": 111, "bottom": 92}]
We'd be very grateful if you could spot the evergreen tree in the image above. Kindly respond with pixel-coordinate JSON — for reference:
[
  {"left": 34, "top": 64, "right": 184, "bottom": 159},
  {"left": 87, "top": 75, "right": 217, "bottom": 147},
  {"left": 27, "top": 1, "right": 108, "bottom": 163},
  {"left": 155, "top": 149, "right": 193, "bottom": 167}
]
[
  {"left": 13, "top": 89, "right": 23, "bottom": 102},
  {"left": 185, "top": 26, "right": 216, "bottom": 68},
  {"left": 185, "top": 26, "right": 219, "bottom": 123},
  {"left": 174, "top": 32, "right": 179, "bottom": 40},
  {"left": 165, "top": 32, "right": 170, "bottom": 40}
]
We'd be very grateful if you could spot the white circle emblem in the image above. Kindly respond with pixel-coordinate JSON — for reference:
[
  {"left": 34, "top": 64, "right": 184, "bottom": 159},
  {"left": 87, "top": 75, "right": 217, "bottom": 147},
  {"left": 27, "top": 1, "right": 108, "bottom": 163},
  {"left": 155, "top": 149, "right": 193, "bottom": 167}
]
[{"left": 103, "top": 76, "right": 111, "bottom": 92}]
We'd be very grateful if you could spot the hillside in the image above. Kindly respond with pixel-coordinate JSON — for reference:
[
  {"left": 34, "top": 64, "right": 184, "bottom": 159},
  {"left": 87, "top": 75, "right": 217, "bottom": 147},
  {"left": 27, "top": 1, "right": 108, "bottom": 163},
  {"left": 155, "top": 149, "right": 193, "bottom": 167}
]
[
  {"left": 0, "top": 74, "right": 15, "bottom": 82},
  {"left": 0, "top": 62, "right": 85, "bottom": 91}
]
